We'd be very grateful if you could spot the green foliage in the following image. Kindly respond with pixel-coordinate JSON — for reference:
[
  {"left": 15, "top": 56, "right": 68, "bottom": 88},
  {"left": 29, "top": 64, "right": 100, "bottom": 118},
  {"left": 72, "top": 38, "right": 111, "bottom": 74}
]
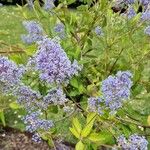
[{"left": 0, "top": 0, "right": 150, "bottom": 149}]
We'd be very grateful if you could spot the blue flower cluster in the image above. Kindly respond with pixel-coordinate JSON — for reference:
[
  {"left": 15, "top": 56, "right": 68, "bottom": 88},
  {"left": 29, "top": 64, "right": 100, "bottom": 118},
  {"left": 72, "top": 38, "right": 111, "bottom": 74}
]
[
  {"left": 14, "top": 84, "right": 42, "bottom": 110},
  {"left": 124, "top": 0, "right": 135, "bottom": 4},
  {"left": 21, "top": 21, "right": 44, "bottom": 44},
  {"left": 43, "top": 0, "right": 55, "bottom": 11},
  {"left": 141, "top": 9, "right": 150, "bottom": 36},
  {"left": 23, "top": 111, "right": 53, "bottom": 142},
  {"left": 141, "top": 10, "right": 150, "bottom": 21},
  {"left": 127, "top": 6, "right": 136, "bottom": 19},
  {"left": 117, "top": 134, "right": 148, "bottom": 150},
  {"left": 29, "top": 37, "right": 81, "bottom": 85},
  {"left": 0, "top": 56, "right": 24, "bottom": 94},
  {"left": 144, "top": 25, "right": 150, "bottom": 35},
  {"left": 32, "top": 133, "right": 42, "bottom": 143},
  {"left": 94, "top": 26, "right": 104, "bottom": 36},
  {"left": 88, "top": 71, "right": 133, "bottom": 114},
  {"left": 140, "top": 0, "right": 150, "bottom": 8},
  {"left": 101, "top": 71, "right": 133, "bottom": 112},
  {"left": 54, "top": 23, "right": 66, "bottom": 39},
  {"left": 88, "top": 97, "right": 104, "bottom": 115},
  {"left": 44, "top": 87, "right": 67, "bottom": 107}
]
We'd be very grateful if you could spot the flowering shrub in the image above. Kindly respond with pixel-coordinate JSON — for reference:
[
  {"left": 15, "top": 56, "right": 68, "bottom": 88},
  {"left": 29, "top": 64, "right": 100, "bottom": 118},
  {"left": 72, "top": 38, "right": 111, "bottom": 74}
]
[{"left": 0, "top": 0, "right": 150, "bottom": 149}]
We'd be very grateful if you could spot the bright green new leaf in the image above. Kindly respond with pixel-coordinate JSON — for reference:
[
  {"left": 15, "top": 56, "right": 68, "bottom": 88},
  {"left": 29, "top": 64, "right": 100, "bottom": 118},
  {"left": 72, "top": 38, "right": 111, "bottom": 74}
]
[
  {"left": 81, "top": 113, "right": 96, "bottom": 138},
  {"left": 72, "top": 117, "right": 82, "bottom": 133},
  {"left": 69, "top": 127, "right": 80, "bottom": 139},
  {"left": 75, "top": 141, "right": 85, "bottom": 150},
  {"left": 9, "top": 102, "right": 21, "bottom": 110},
  {"left": 88, "top": 132, "right": 106, "bottom": 143}
]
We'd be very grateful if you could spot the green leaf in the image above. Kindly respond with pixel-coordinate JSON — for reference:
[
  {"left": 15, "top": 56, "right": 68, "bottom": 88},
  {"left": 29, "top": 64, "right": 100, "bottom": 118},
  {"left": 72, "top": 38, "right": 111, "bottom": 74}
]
[
  {"left": 70, "top": 77, "right": 79, "bottom": 88},
  {"left": 72, "top": 117, "right": 82, "bottom": 133},
  {"left": 69, "top": 127, "right": 80, "bottom": 139},
  {"left": 0, "top": 110, "right": 6, "bottom": 126},
  {"left": 88, "top": 132, "right": 105, "bottom": 142},
  {"left": 9, "top": 102, "right": 21, "bottom": 110},
  {"left": 87, "top": 113, "right": 97, "bottom": 124},
  {"left": 81, "top": 113, "right": 96, "bottom": 138},
  {"left": 75, "top": 141, "right": 85, "bottom": 150}
]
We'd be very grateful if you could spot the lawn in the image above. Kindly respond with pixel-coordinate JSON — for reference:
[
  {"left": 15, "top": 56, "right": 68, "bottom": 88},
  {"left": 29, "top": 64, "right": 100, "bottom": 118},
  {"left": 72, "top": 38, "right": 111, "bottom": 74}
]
[{"left": 0, "top": 6, "right": 24, "bottom": 45}]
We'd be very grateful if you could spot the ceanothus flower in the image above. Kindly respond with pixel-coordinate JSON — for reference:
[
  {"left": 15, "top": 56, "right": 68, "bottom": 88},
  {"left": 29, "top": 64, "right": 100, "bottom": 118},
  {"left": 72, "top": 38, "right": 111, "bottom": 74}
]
[
  {"left": 101, "top": 71, "right": 133, "bottom": 112},
  {"left": 88, "top": 97, "right": 104, "bottom": 115},
  {"left": 127, "top": 7, "right": 136, "bottom": 19},
  {"left": 124, "top": 0, "right": 135, "bottom": 4},
  {"left": 117, "top": 134, "right": 148, "bottom": 150},
  {"left": 94, "top": 26, "right": 104, "bottom": 36},
  {"left": 32, "top": 133, "right": 42, "bottom": 143},
  {"left": 140, "top": 0, "right": 150, "bottom": 6},
  {"left": 0, "top": 56, "right": 24, "bottom": 93},
  {"left": 144, "top": 26, "right": 150, "bottom": 35},
  {"left": 43, "top": 87, "right": 67, "bottom": 108},
  {"left": 29, "top": 37, "right": 81, "bottom": 84},
  {"left": 54, "top": 23, "right": 65, "bottom": 33},
  {"left": 43, "top": 0, "right": 55, "bottom": 11},
  {"left": 54, "top": 23, "right": 66, "bottom": 39},
  {"left": 15, "top": 84, "right": 42, "bottom": 110},
  {"left": 141, "top": 10, "right": 150, "bottom": 21},
  {"left": 21, "top": 21, "right": 44, "bottom": 44},
  {"left": 23, "top": 111, "right": 53, "bottom": 143}
]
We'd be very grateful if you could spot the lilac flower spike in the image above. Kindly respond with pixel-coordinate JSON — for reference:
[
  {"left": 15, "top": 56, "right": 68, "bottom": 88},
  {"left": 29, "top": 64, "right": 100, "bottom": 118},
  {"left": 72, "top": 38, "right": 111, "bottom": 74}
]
[
  {"left": 15, "top": 84, "right": 42, "bottom": 110},
  {"left": 144, "top": 26, "right": 150, "bottom": 35},
  {"left": 54, "top": 23, "right": 66, "bottom": 39},
  {"left": 43, "top": 87, "right": 67, "bottom": 107},
  {"left": 23, "top": 111, "right": 53, "bottom": 143},
  {"left": 101, "top": 71, "right": 133, "bottom": 112},
  {"left": 127, "top": 7, "right": 136, "bottom": 19},
  {"left": 141, "top": 10, "right": 150, "bottom": 21},
  {"left": 43, "top": 0, "right": 55, "bottom": 11},
  {"left": 0, "top": 56, "right": 24, "bottom": 93},
  {"left": 21, "top": 21, "right": 44, "bottom": 44},
  {"left": 117, "top": 134, "right": 148, "bottom": 150},
  {"left": 30, "top": 37, "right": 81, "bottom": 84},
  {"left": 94, "top": 26, "right": 104, "bottom": 36}
]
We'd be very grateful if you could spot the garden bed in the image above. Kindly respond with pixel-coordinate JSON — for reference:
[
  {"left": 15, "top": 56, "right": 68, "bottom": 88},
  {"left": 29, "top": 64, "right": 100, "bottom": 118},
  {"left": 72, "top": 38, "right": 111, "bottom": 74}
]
[{"left": 0, "top": 126, "right": 74, "bottom": 150}]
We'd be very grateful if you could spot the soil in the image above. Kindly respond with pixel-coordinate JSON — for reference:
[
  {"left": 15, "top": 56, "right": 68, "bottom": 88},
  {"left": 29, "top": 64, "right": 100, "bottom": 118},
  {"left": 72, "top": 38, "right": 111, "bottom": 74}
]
[{"left": 0, "top": 126, "right": 75, "bottom": 150}]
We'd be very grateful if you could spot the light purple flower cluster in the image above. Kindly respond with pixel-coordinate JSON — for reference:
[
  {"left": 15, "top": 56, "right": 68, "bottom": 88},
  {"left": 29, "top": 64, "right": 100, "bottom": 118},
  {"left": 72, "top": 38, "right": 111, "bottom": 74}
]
[
  {"left": 127, "top": 7, "right": 136, "bottom": 19},
  {"left": 94, "top": 26, "right": 104, "bottom": 36},
  {"left": 124, "top": 0, "right": 135, "bottom": 4},
  {"left": 101, "top": 71, "right": 133, "bottom": 112},
  {"left": 29, "top": 37, "right": 81, "bottom": 84},
  {"left": 88, "top": 97, "right": 104, "bottom": 115},
  {"left": 141, "top": 10, "right": 150, "bottom": 21},
  {"left": 32, "top": 133, "right": 42, "bottom": 143},
  {"left": 23, "top": 111, "right": 53, "bottom": 143},
  {"left": 117, "top": 134, "right": 148, "bottom": 150},
  {"left": 0, "top": 56, "right": 24, "bottom": 93},
  {"left": 140, "top": 0, "right": 150, "bottom": 6},
  {"left": 43, "top": 0, "right": 55, "bottom": 11},
  {"left": 15, "top": 84, "right": 42, "bottom": 110},
  {"left": 21, "top": 21, "right": 44, "bottom": 44},
  {"left": 43, "top": 87, "right": 67, "bottom": 107},
  {"left": 88, "top": 71, "right": 133, "bottom": 114},
  {"left": 144, "top": 25, "right": 150, "bottom": 35},
  {"left": 54, "top": 23, "right": 66, "bottom": 39}
]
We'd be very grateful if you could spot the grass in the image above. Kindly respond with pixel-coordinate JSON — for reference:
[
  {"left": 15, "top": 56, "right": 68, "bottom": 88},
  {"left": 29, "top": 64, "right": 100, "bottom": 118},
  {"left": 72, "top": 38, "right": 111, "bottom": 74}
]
[{"left": 0, "top": 6, "right": 24, "bottom": 46}]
